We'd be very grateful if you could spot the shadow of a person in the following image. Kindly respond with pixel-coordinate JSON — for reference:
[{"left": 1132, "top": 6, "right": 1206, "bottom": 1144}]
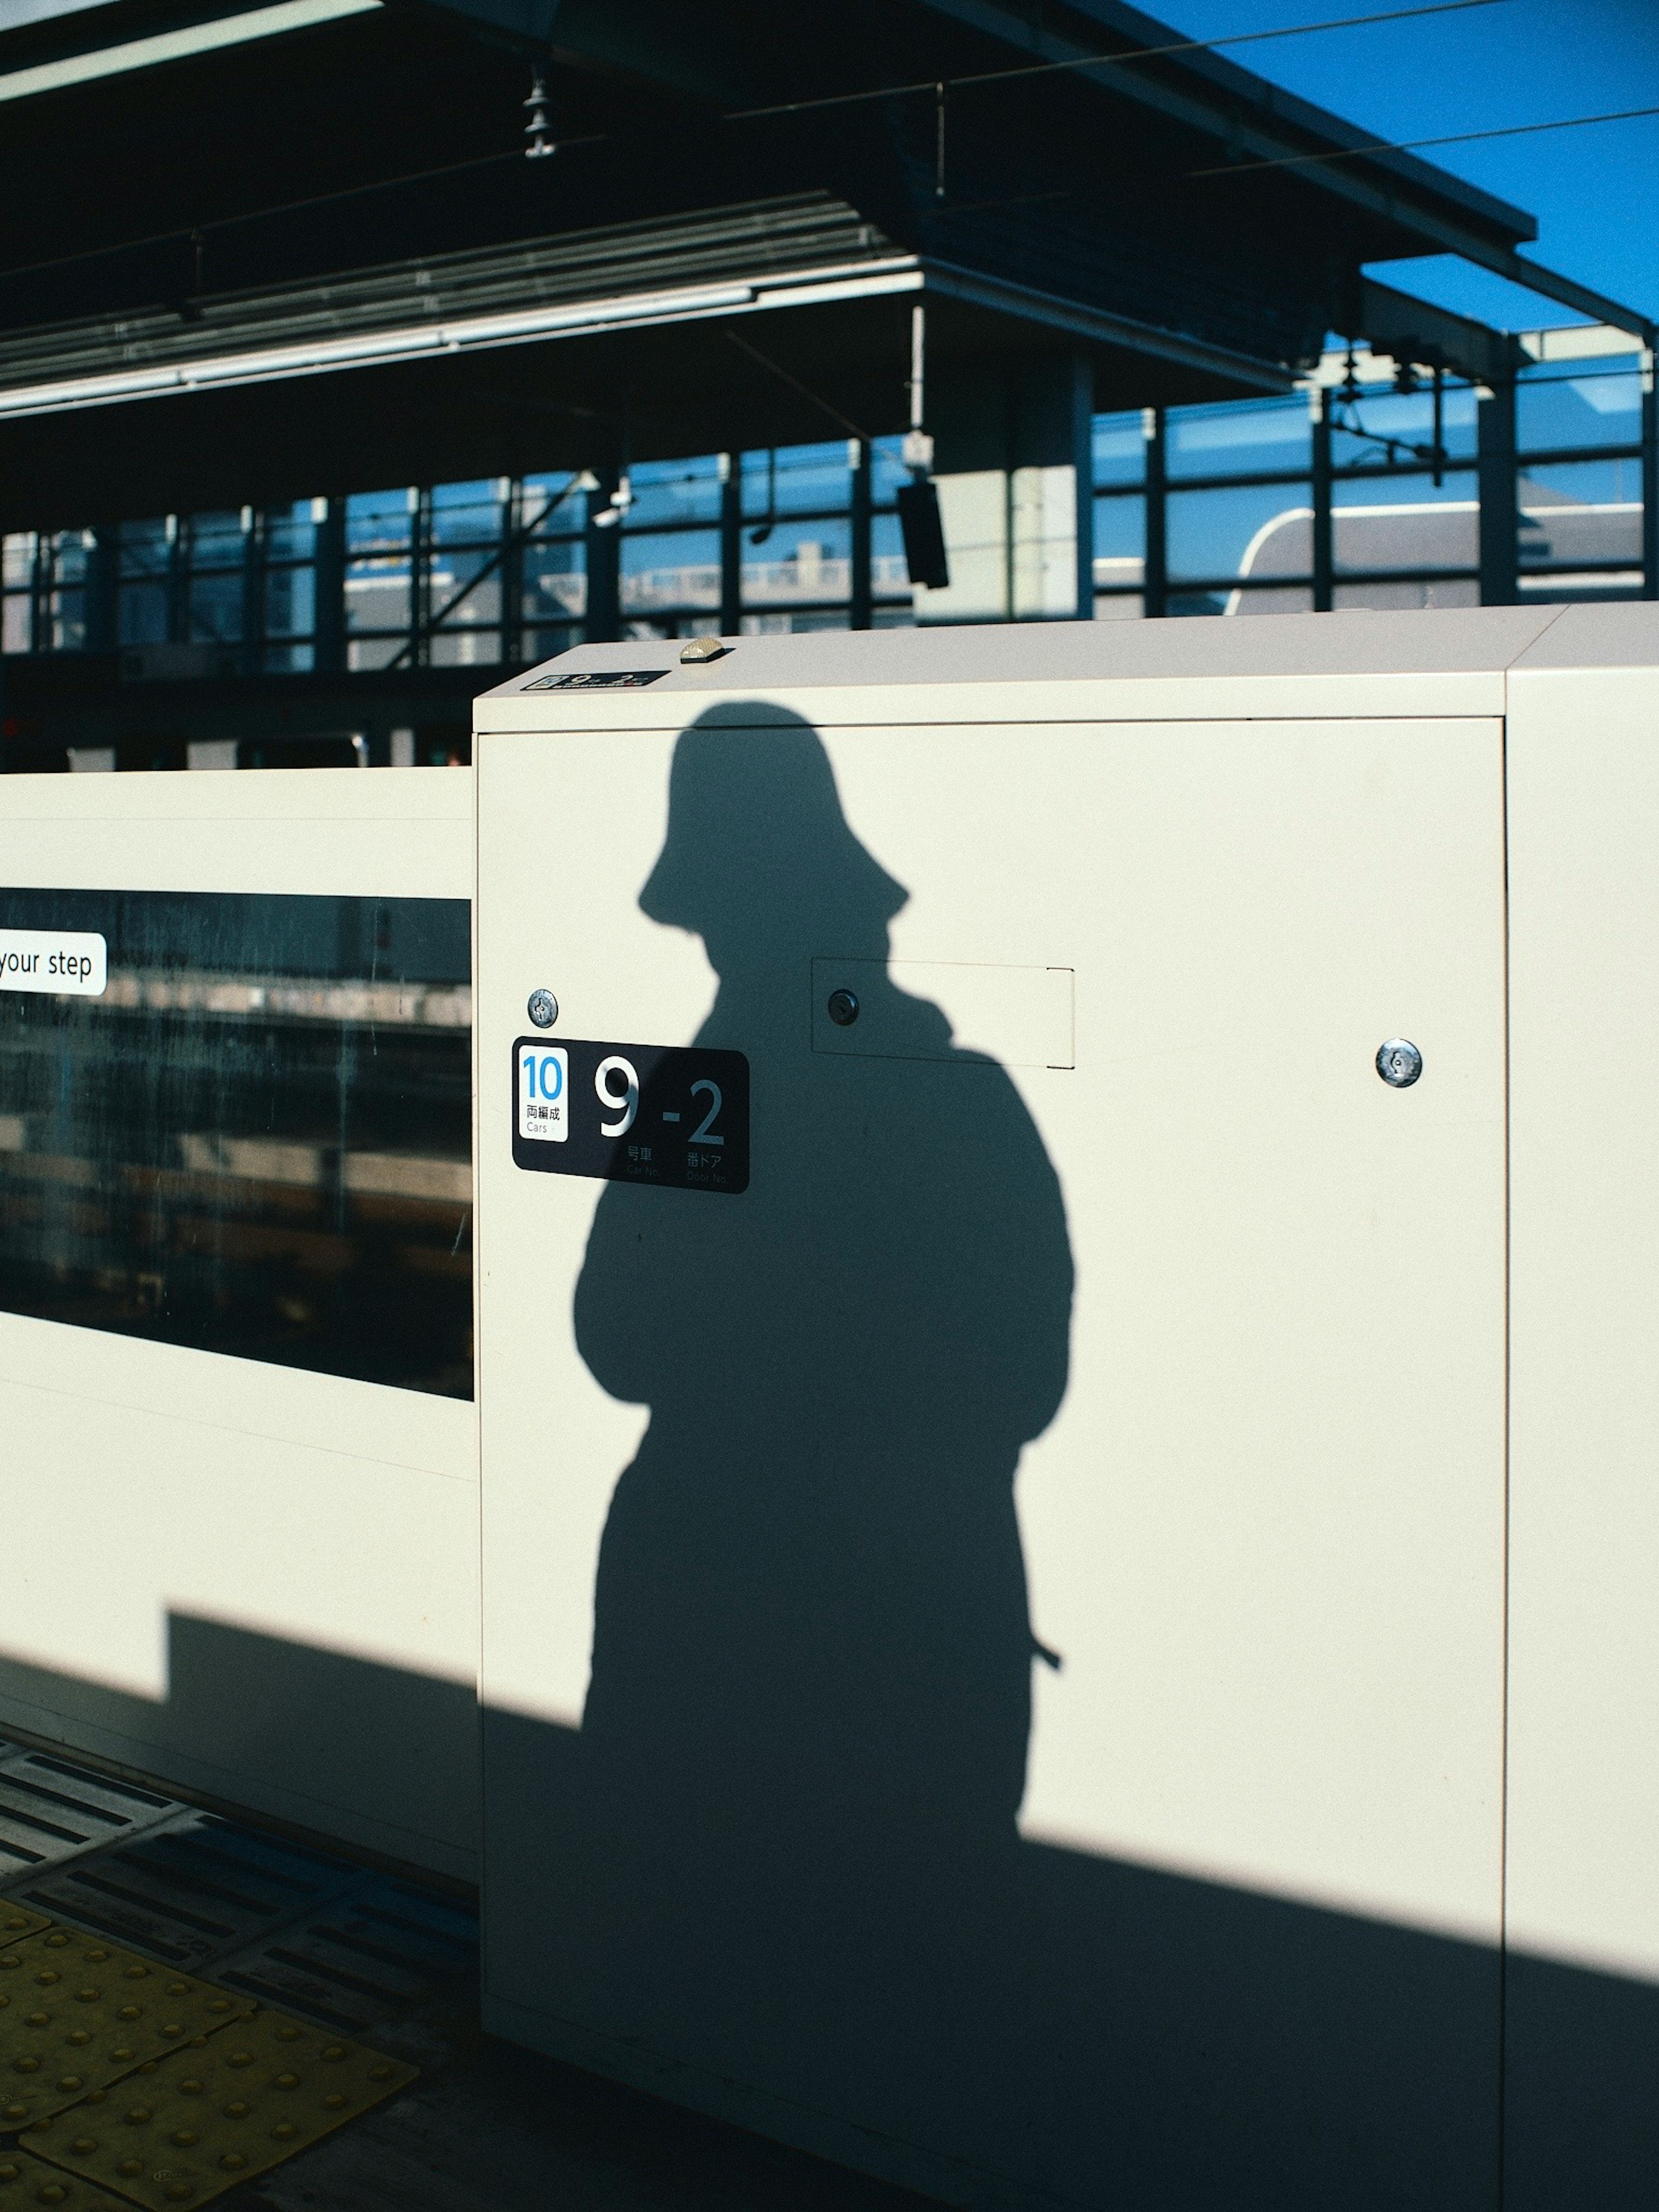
[{"left": 567, "top": 704, "right": 1072, "bottom": 2148}]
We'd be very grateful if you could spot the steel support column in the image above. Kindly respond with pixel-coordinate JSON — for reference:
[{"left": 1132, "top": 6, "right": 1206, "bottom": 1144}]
[
  {"left": 1143, "top": 407, "right": 1168, "bottom": 620},
  {"left": 1312, "top": 390, "right": 1334, "bottom": 613},
  {"left": 585, "top": 469, "right": 621, "bottom": 645},
  {"left": 850, "top": 439, "right": 872, "bottom": 630},
  {"left": 718, "top": 454, "right": 741, "bottom": 635},
  {"left": 1478, "top": 381, "right": 1518, "bottom": 608},
  {"left": 1642, "top": 351, "right": 1657, "bottom": 602}
]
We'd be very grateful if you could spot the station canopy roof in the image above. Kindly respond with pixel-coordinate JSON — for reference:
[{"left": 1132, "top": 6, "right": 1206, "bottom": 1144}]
[{"left": 0, "top": 0, "right": 1648, "bottom": 527}]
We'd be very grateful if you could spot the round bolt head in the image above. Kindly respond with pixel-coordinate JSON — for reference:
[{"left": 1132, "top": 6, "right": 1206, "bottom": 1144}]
[
  {"left": 1376, "top": 1038, "right": 1423, "bottom": 1088},
  {"left": 527, "top": 988, "right": 559, "bottom": 1030},
  {"left": 826, "top": 989, "right": 860, "bottom": 1028}
]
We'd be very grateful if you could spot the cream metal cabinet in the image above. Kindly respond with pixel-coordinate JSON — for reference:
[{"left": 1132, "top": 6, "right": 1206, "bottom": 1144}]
[
  {"left": 0, "top": 769, "right": 479, "bottom": 1881},
  {"left": 474, "top": 607, "right": 1655, "bottom": 2212}
]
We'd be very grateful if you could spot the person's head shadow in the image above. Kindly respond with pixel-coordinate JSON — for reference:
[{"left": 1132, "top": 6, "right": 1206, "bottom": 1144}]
[{"left": 565, "top": 700, "right": 1073, "bottom": 2133}]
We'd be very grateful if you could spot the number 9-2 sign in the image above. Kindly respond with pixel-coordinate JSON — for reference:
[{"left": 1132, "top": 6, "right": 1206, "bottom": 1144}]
[{"left": 512, "top": 1037, "right": 750, "bottom": 1195}]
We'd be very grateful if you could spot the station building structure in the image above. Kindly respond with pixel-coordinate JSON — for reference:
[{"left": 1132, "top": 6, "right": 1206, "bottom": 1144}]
[{"left": 0, "top": 0, "right": 1651, "bottom": 769}]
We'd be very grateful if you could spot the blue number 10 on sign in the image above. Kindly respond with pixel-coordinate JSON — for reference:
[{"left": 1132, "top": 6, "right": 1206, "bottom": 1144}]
[{"left": 517, "top": 1044, "right": 569, "bottom": 1143}]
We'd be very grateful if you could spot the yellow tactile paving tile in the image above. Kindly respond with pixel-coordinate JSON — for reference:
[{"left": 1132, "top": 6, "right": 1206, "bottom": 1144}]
[
  {"left": 0, "top": 2146, "right": 136, "bottom": 2209},
  {"left": 0, "top": 1918, "right": 47, "bottom": 1948},
  {"left": 25, "top": 2006, "right": 416, "bottom": 2209},
  {"left": 0, "top": 1932, "right": 251, "bottom": 2133}
]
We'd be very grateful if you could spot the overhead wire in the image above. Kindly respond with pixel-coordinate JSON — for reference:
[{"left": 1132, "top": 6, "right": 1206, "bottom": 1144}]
[{"left": 1189, "top": 99, "right": 1659, "bottom": 178}]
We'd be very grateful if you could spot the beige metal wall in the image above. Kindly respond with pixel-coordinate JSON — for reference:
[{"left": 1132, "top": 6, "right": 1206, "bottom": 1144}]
[
  {"left": 0, "top": 770, "right": 479, "bottom": 1881},
  {"left": 1505, "top": 657, "right": 1659, "bottom": 2205},
  {"left": 474, "top": 661, "right": 1510, "bottom": 2207}
]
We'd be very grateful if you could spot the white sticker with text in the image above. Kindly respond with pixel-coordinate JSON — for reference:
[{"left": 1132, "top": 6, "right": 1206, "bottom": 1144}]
[
  {"left": 518, "top": 1042, "right": 569, "bottom": 1142},
  {"left": 0, "top": 929, "right": 107, "bottom": 997}
]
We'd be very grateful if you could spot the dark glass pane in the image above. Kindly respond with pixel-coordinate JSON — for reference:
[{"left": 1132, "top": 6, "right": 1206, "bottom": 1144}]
[
  {"left": 1166, "top": 396, "right": 1311, "bottom": 482},
  {"left": 45, "top": 589, "right": 86, "bottom": 652},
  {"left": 264, "top": 566, "right": 315, "bottom": 639},
  {"left": 1518, "top": 363, "right": 1643, "bottom": 455},
  {"left": 346, "top": 489, "right": 414, "bottom": 554},
  {"left": 742, "top": 516, "right": 852, "bottom": 606},
  {"left": 429, "top": 479, "right": 505, "bottom": 547},
  {"left": 190, "top": 512, "right": 245, "bottom": 571},
  {"left": 620, "top": 528, "right": 719, "bottom": 616},
  {"left": 521, "top": 473, "right": 587, "bottom": 536},
  {"left": 1092, "top": 412, "right": 1146, "bottom": 489},
  {"left": 1332, "top": 472, "right": 1478, "bottom": 576},
  {"left": 2, "top": 595, "right": 29, "bottom": 654},
  {"left": 1330, "top": 385, "right": 1478, "bottom": 472},
  {"left": 1519, "top": 459, "right": 1642, "bottom": 571},
  {"left": 118, "top": 582, "right": 168, "bottom": 645},
  {"left": 626, "top": 456, "right": 722, "bottom": 529},
  {"left": 870, "top": 436, "right": 911, "bottom": 507},
  {"left": 345, "top": 560, "right": 411, "bottom": 634},
  {"left": 0, "top": 888, "right": 472, "bottom": 1398},
  {"left": 188, "top": 570, "right": 243, "bottom": 644},
  {"left": 428, "top": 546, "right": 502, "bottom": 626},
  {"left": 870, "top": 512, "right": 912, "bottom": 601},
  {"left": 742, "top": 442, "right": 853, "bottom": 520},
  {"left": 265, "top": 500, "right": 319, "bottom": 563},
  {"left": 50, "top": 532, "right": 91, "bottom": 586},
  {"left": 1167, "top": 483, "right": 1311, "bottom": 585},
  {"left": 118, "top": 519, "right": 173, "bottom": 579},
  {"left": 429, "top": 629, "right": 503, "bottom": 667}
]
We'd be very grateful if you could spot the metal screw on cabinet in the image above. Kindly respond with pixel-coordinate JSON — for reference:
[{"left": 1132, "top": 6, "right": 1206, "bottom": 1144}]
[
  {"left": 1376, "top": 1038, "right": 1422, "bottom": 1088},
  {"left": 527, "top": 989, "right": 559, "bottom": 1030},
  {"left": 826, "top": 989, "right": 860, "bottom": 1028}
]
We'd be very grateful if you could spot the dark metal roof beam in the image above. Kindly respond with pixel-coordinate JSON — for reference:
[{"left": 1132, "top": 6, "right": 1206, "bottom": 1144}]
[{"left": 914, "top": 0, "right": 1542, "bottom": 261}]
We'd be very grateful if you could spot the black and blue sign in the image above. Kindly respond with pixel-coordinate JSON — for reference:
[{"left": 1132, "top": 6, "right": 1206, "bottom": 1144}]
[{"left": 512, "top": 1037, "right": 750, "bottom": 1194}]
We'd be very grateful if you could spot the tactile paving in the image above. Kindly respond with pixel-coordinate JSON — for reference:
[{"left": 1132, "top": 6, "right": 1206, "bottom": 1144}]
[
  {"left": 0, "top": 1932, "right": 251, "bottom": 2133},
  {"left": 0, "top": 1919, "right": 46, "bottom": 1949},
  {"left": 25, "top": 2005, "right": 416, "bottom": 2208},
  {"left": 0, "top": 2146, "right": 136, "bottom": 2209}
]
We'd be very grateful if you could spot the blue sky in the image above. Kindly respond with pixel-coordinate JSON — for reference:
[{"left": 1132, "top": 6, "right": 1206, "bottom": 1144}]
[{"left": 1162, "top": 0, "right": 1659, "bottom": 330}]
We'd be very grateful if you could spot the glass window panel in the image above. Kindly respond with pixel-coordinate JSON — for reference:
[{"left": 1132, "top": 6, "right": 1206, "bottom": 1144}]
[
  {"left": 44, "top": 589, "right": 85, "bottom": 652},
  {"left": 1166, "top": 395, "right": 1311, "bottom": 481},
  {"left": 1094, "top": 592, "right": 1144, "bottom": 619},
  {"left": 1092, "top": 411, "right": 1146, "bottom": 489},
  {"left": 3, "top": 595, "right": 30, "bottom": 653},
  {"left": 1519, "top": 460, "right": 1642, "bottom": 569},
  {"left": 190, "top": 512, "right": 245, "bottom": 570},
  {"left": 50, "top": 532, "right": 90, "bottom": 585},
  {"left": 521, "top": 473, "right": 587, "bottom": 536},
  {"left": 870, "top": 512, "right": 912, "bottom": 601},
  {"left": 0, "top": 887, "right": 471, "bottom": 1397},
  {"left": 346, "top": 636, "right": 408, "bottom": 671},
  {"left": 1332, "top": 471, "right": 1478, "bottom": 575},
  {"left": 188, "top": 571, "right": 242, "bottom": 644},
  {"left": 117, "top": 583, "right": 168, "bottom": 645},
  {"left": 428, "top": 547, "right": 502, "bottom": 626},
  {"left": 626, "top": 456, "right": 723, "bottom": 529},
  {"left": 870, "top": 436, "right": 911, "bottom": 508},
  {"left": 742, "top": 516, "right": 852, "bottom": 605},
  {"left": 620, "top": 528, "right": 720, "bottom": 615},
  {"left": 1093, "top": 493, "right": 1145, "bottom": 594},
  {"left": 1167, "top": 483, "right": 1311, "bottom": 585},
  {"left": 264, "top": 566, "right": 315, "bottom": 640},
  {"left": 1518, "top": 364, "right": 1643, "bottom": 455},
  {"left": 345, "top": 562, "right": 411, "bottom": 634},
  {"left": 429, "top": 629, "right": 503, "bottom": 667},
  {"left": 118, "top": 518, "right": 172, "bottom": 579},
  {"left": 264, "top": 642, "right": 315, "bottom": 674},
  {"left": 1330, "top": 384, "right": 1478, "bottom": 471},
  {"left": 2, "top": 534, "right": 34, "bottom": 590},
  {"left": 264, "top": 501, "right": 318, "bottom": 563},
  {"left": 346, "top": 489, "right": 414, "bottom": 554},
  {"left": 521, "top": 621, "right": 581, "bottom": 663},
  {"left": 742, "top": 442, "right": 853, "bottom": 521},
  {"left": 522, "top": 542, "right": 585, "bottom": 622},
  {"left": 429, "top": 479, "right": 505, "bottom": 546}
]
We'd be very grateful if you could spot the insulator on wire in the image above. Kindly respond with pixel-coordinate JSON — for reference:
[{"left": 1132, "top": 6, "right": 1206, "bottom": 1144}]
[{"left": 524, "top": 66, "right": 555, "bottom": 160}]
